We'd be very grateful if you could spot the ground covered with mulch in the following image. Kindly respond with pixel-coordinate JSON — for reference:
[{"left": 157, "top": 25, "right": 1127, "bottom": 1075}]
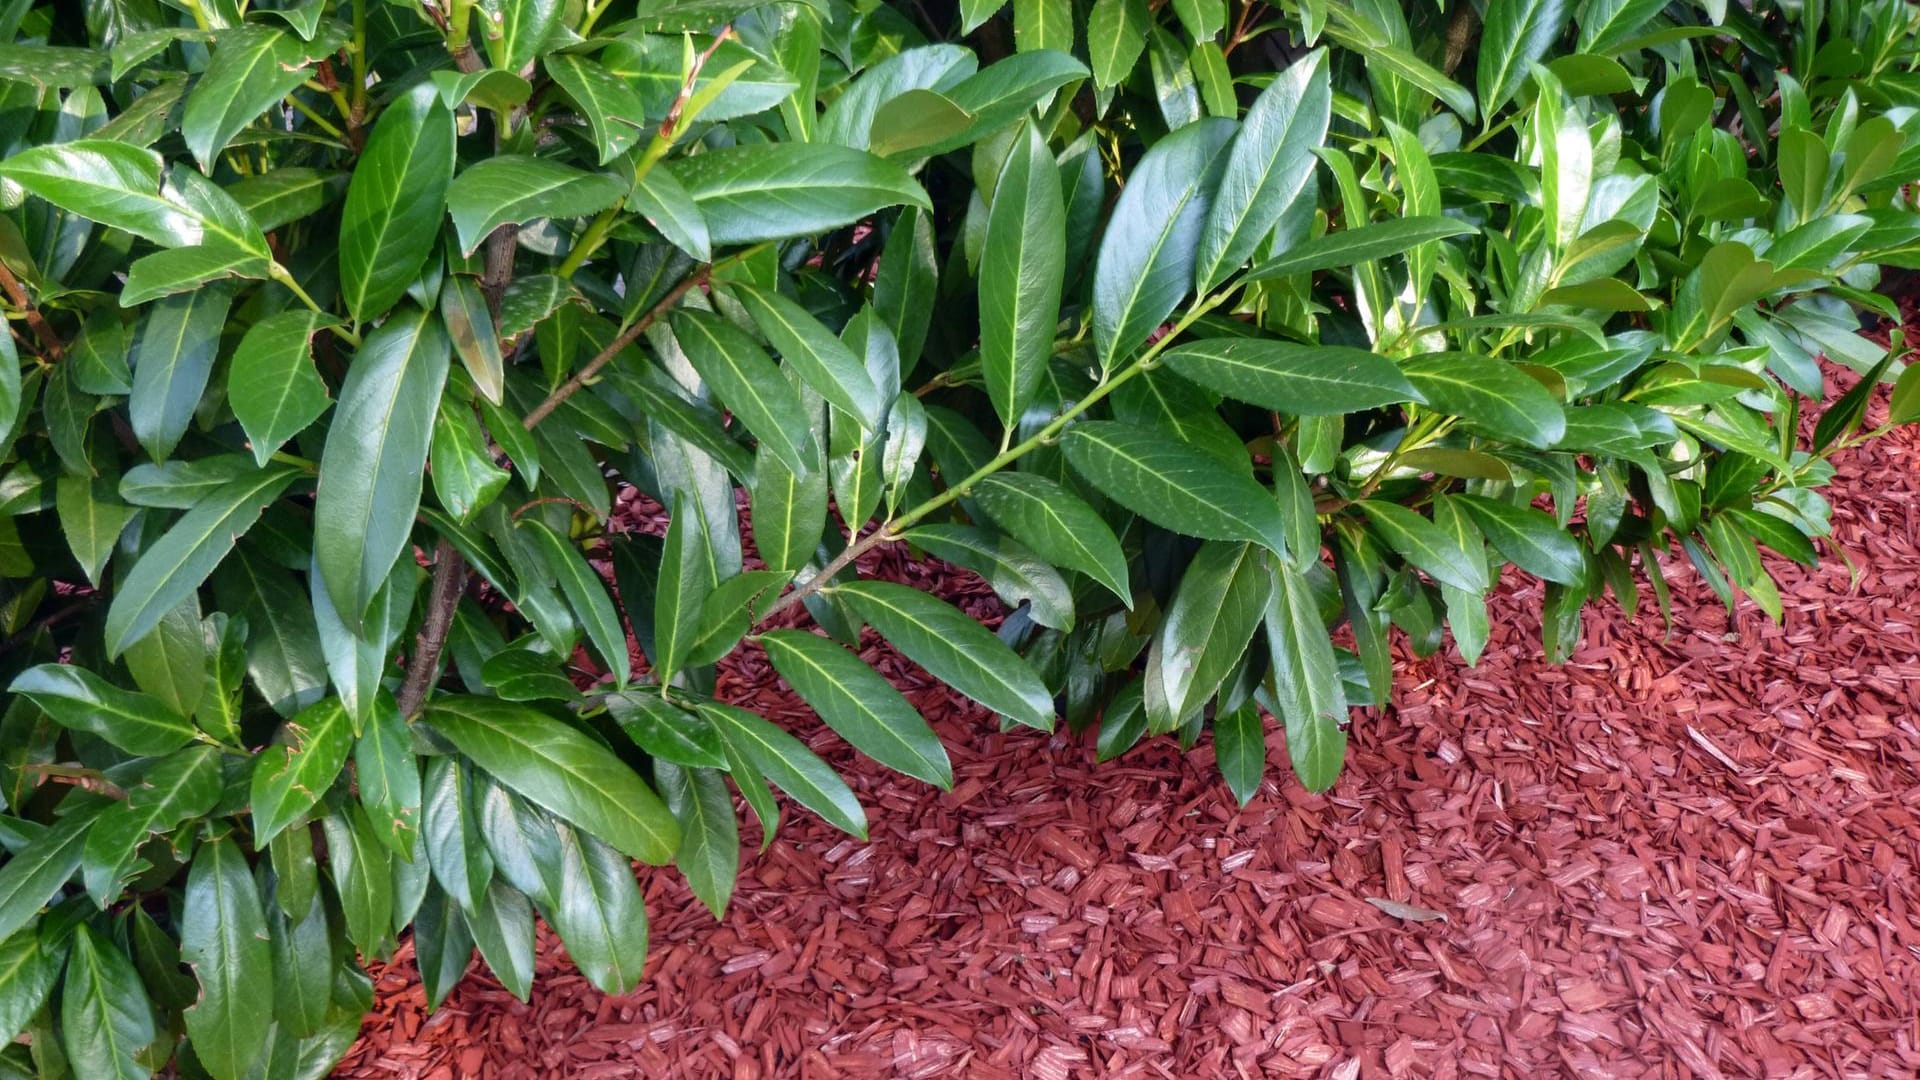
[{"left": 339, "top": 369, "right": 1920, "bottom": 1079}]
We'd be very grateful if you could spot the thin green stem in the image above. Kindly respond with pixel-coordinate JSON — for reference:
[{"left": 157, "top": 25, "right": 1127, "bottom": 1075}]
[
  {"left": 286, "top": 94, "right": 344, "bottom": 139},
  {"left": 270, "top": 263, "right": 360, "bottom": 346},
  {"left": 351, "top": 0, "right": 369, "bottom": 117}
]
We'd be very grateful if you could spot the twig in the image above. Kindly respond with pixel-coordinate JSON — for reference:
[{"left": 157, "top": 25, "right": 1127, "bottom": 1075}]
[
  {"left": 0, "top": 261, "right": 63, "bottom": 361},
  {"left": 520, "top": 265, "right": 709, "bottom": 430},
  {"left": 756, "top": 527, "right": 894, "bottom": 625},
  {"left": 19, "top": 764, "right": 126, "bottom": 801},
  {"left": 396, "top": 539, "right": 466, "bottom": 717}
]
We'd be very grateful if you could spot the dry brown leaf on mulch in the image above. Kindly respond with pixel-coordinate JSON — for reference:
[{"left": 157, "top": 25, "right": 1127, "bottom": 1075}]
[{"left": 337, "top": 365, "right": 1920, "bottom": 1079}]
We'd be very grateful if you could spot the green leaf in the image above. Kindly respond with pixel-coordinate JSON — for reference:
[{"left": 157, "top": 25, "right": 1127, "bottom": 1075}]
[
  {"left": 1576, "top": 0, "right": 1668, "bottom": 54},
  {"left": 629, "top": 166, "right": 710, "bottom": 261},
  {"left": 183, "top": 26, "right": 325, "bottom": 171},
  {"left": 867, "top": 89, "right": 974, "bottom": 159},
  {"left": 1212, "top": 700, "right": 1265, "bottom": 806},
  {"left": 129, "top": 282, "right": 235, "bottom": 464},
  {"left": 1479, "top": 0, "right": 1573, "bottom": 118},
  {"left": 519, "top": 520, "right": 630, "bottom": 687},
  {"left": 1014, "top": 0, "right": 1073, "bottom": 51},
  {"left": 1161, "top": 339, "right": 1422, "bottom": 415},
  {"left": 1092, "top": 117, "right": 1235, "bottom": 369},
  {"left": 1244, "top": 215, "right": 1477, "bottom": 281},
  {"left": 540, "top": 821, "right": 649, "bottom": 995},
  {"left": 487, "top": 0, "right": 563, "bottom": 73},
  {"left": 606, "top": 690, "right": 728, "bottom": 769},
  {"left": 440, "top": 275, "right": 504, "bottom": 406},
  {"left": 1887, "top": 362, "right": 1920, "bottom": 426},
  {"left": 749, "top": 440, "right": 828, "bottom": 575},
  {"left": 226, "top": 168, "right": 346, "bottom": 234},
  {"left": 313, "top": 308, "right": 450, "bottom": 629},
  {"left": 543, "top": 54, "right": 649, "bottom": 166},
  {"left": 446, "top": 156, "right": 625, "bottom": 258},
  {"left": 653, "top": 489, "right": 717, "bottom": 681},
  {"left": 412, "top": 884, "right": 474, "bottom": 1011},
  {"left": 667, "top": 144, "right": 930, "bottom": 246},
  {"left": 731, "top": 283, "right": 884, "bottom": 432},
  {"left": 320, "top": 803, "right": 394, "bottom": 957},
  {"left": 761, "top": 629, "right": 953, "bottom": 788},
  {"left": 61, "top": 926, "right": 154, "bottom": 1080},
  {"left": 267, "top": 859, "right": 332, "bottom": 1037},
  {"left": 833, "top": 580, "right": 1054, "bottom": 731},
  {"left": 670, "top": 310, "right": 813, "bottom": 475},
  {"left": 902, "top": 524, "right": 1076, "bottom": 631},
  {"left": 1156, "top": 542, "right": 1274, "bottom": 723},
  {"left": 430, "top": 398, "right": 510, "bottom": 522},
  {"left": 354, "top": 698, "right": 421, "bottom": 858},
  {"left": 55, "top": 476, "right": 130, "bottom": 588},
  {"left": 1062, "top": 420, "right": 1288, "bottom": 556},
  {"left": 0, "top": 807, "right": 104, "bottom": 946},
  {"left": 687, "top": 569, "right": 791, "bottom": 669},
  {"left": 338, "top": 84, "right": 455, "bottom": 324},
  {"left": 1087, "top": 0, "right": 1149, "bottom": 89},
  {"left": 250, "top": 698, "right": 353, "bottom": 846},
  {"left": 656, "top": 764, "right": 739, "bottom": 918},
  {"left": 424, "top": 696, "right": 680, "bottom": 864},
  {"left": 980, "top": 122, "right": 1066, "bottom": 429},
  {"left": 230, "top": 310, "right": 333, "bottom": 468},
  {"left": 1400, "top": 354, "right": 1567, "bottom": 449},
  {"left": 182, "top": 835, "right": 273, "bottom": 1080},
  {"left": 700, "top": 701, "right": 867, "bottom": 837},
  {"left": 9, "top": 664, "right": 197, "bottom": 756},
  {"left": 216, "top": 545, "right": 329, "bottom": 718},
  {"left": 121, "top": 244, "right": 270, "bottom": 305},
  {"left": 1263, "top": 561, "right": 1347, "bottom": 792},
  {"left": 82, "top": 745, "right": 222, "bottom": 904},
  {"left": 1196, "top": 50, "right": 1330, "bottom": 291},
  {"left": 0, "top": 140, "right": 201, "bottom": 247},
  {"left": 1451, "top": 494, "right": 1587, "bottom": 584},
  {"left": 464, "top": 878, "right": 535, "bottom": 1001},
  {"left": 422, "top": 756, "right": 493, "bottom": 910},
  {"left": 973, "top": 472, "right": 1130, "bottom": 604},
  {"left": 1353, "top": 501, "right": 1490, "bottom": 593},
  {"left": 0, "top": 927, "right": 58, "bottom": 1045}
]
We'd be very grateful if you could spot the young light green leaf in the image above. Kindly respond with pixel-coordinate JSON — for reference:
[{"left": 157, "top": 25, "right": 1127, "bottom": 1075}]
[
  {"left": 229, "top": 310, "right": 332, "bottom": 467},
  {"left": 314, "top": 308, "right": 450, "bottom": 630},
  {"left": 761, "top": 629, "right": 953, "bottom": 788},
  {"left": 424, "top": 696, "right": 680, "bottom": 864},
  {"left": 1062, "top": 421, "right": 1289, "bottom": 557},
  {"left": 1479, "top": 0, "right": 1574, "bottom": 118},
  {"left": 833, "top": 580, "right": 1055, "bottom": 731},
  {"left": 1161, "top": 339, "right": 1422, "bottom": 415},
  {"left": 980, "top": 122, "right": 1066, "bottom": 429},
  {"left": 338, "top": 83, "right": 454, "bottom": 324}
]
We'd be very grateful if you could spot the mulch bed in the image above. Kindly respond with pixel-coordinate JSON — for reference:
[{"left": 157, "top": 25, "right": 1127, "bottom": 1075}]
[{"left": 338, "top": 368, "right": 1920, "bottom": 1079}]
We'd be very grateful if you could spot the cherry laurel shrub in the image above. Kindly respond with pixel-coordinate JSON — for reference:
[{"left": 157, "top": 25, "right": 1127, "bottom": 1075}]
[{"left": 0, "top": 0, "right": 1917, "bottom": 1073}]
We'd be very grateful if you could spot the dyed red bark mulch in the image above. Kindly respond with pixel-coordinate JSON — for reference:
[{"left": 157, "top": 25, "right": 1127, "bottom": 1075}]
[{"left": 339, "top": 377, "right": 1920, "bottom": 1078}]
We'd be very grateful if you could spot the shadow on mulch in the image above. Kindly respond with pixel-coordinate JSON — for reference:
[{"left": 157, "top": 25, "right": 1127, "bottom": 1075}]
[{"left": 339, "top": 367, "right": 1920, "bottom": 1079}]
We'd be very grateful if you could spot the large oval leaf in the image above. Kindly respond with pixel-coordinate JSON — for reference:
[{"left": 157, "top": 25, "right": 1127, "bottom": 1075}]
[
  {"left": 666, "top": 144, "right": 931, "bottom": 246},
  {"left": 1092, "top": 117, "right": 1235, "bottom": 369},
  {"left": 445, "top": 155, "right": 625, "bottom": 257},
  {"left": 1062, "top": 420, "right": 1290, "bottom": 557},
  {"left": 1400, "top": 353, "right": 1567, "bottom": 449},
  {"left": 832, "top": 580, "right": 1054, "bottom": 731},
  {"left": 338, "top": 83, "right": 454, "bottom": 323},
  {"left": 313, "top": 307, "right": 450, "bottom": 629},
  {"left": 61, "top": 926, "right": 155, "bottom": 1080},
  {"left": 250, "top": 697, "right": 353, "bottom": 846},
  {"left": 423, "top": 696, "right": 680, "bottom": 865},
  {"left": 1161, "top": 339, "right": 1423, "bottom": 415}
]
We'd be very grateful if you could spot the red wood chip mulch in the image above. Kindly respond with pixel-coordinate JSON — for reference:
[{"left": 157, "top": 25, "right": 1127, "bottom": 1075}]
[{"left": 339, "top": 373, "right": 1920, "bottom": 1079}]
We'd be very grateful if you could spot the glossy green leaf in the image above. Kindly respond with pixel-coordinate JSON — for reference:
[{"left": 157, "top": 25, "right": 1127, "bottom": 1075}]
[
  {"left": 903, "top": 524, "right": 1076, "bottom": 631},
  {"left": 1092, "top": 117, "right": 1235, "bottom": 369},
  {"left": 81, "top": 745, "right": 222, "bottom": 904},
  {"left": 0, "top": 927, "right": 57, "bottom": 1046},
  {"left": 544, "top": 53, "right": 648, "bottom": 165},
  {"left": 701, "top": 701, "right": 867, "bottom": 837},
  {"left": 9, "top": 664, "right": 197, "bottom": 756},
  {"left": 834, "top": 580, "right": 1054, "bottom": 731},
  {"left": 731, "top": 283, "right": 884, "bottom": 432},
  {"left": 656, "top": 764, "right": 739, "bottom": 918},
  {"left": 128, "top": 282, "right": 235, "bottom": 464},
  {"left": 973, "top": 472, "right": 1130, "bottom": 603},
  {"left": 1157, "top": 542, "right": 1274, "bottom": 724},
  {"left": 230, "top": 310, "right": 332, "bottom": 468},
  {"left": 671, "top": 310, "right": 813, "bottom": 475},
  {"left": 464, "top": 878, "right": 535, "bottom": 1001},
  {"left": 55, "top": 476, "right": 130, "bottom": 588},
  {"left": 668, "top": 144, "right": 931, "bottom": 246},
  {"left": 750, "top": 440, "right": 828, "bottom": 575},
  {"left": 424, "top": 696, "right": 680, "bottom": 864},
  {"left": 338, "top": 84, "right": 455, "bottom": 324},
  {"left": 1451, "top": 494, "right": 1587, "bottom": 585},
  {"left": 313, "top": 308, "right": 450, "bottom": 629},
  {"left": 1400, "top": 354, "right": 1567, "bottom": 449},
  {"left": 1354, "top": 500, "right": 1490, "bottom": 593},
  {"left": 440, "top": 275, "right": 504, "bottom": 406},
  {"left": 1087, "top": 0, "right": 1149, "bottom": 89},
  {"left": 61, "top": 926, "right": 154, "bottom": 1080},
  {"left": 1196, "top": 50, "right": 1330, "bottom": 291},
  {"left": 1162, "top": 339, "right": 1422, "bottom": 415},
  {"left": 762, "top": 629, "right": 952, "bottom": 787},
  {"left": 1263, "top": 561, "right": 1347, "bottom": 792},
  {"left": 355, "top": 698, "right": 421, "bottom": 857},
  {"left": 430, "top": 398, "right": 511, "bottom": 522},
  {"left": 541, "top": 820, "right": 649, "bottom": 995},
  {"left": 0, "top": 807, "right": 104, "bottom": 946},
  {"left": 446, "top": 156, "right": 625, "bottom": 258},
  {"left": 980, "top": 121, "right": 1066, "bottom": 430},
  {"left": 1063, "top": 421, "right": 1288, "bottom": 556},
  {"left": 183, "top": 25, "right": 326, "bottom": 170},
  {"left": 605, "top": 690, "right": 728, "bottom": 770},
  {"left": 250, "top": 697, "right": 352, "bottom": 846},
  {"left": 1479, "top": 0, "right": 1573, "bottom": 117},
  {"left": 1245, "top": 215, "right": 1477, "bottom": 281},
  {"left": 320, "top": 803, "right": 394, "bottom": 957},
  {"left": 1213, "top": 700, "right": 1265, "bottom": 806},
  {"left": 182, "top": 834, "right": 274, "bottom": 1080},
  {"left": 653, "top": 489, "right": 717, "bottom": 681}
]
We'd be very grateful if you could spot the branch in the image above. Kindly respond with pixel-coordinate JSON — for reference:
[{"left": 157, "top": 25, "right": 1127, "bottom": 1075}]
[
  {"left": 0, "top": 261, "right": 63, "bottom": 361},
  {"left": 396, "top": 539, "right": 465, "bottom": 717},
  {"left": 520, "top": 264, "right": 709, "bottom": 430}
]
